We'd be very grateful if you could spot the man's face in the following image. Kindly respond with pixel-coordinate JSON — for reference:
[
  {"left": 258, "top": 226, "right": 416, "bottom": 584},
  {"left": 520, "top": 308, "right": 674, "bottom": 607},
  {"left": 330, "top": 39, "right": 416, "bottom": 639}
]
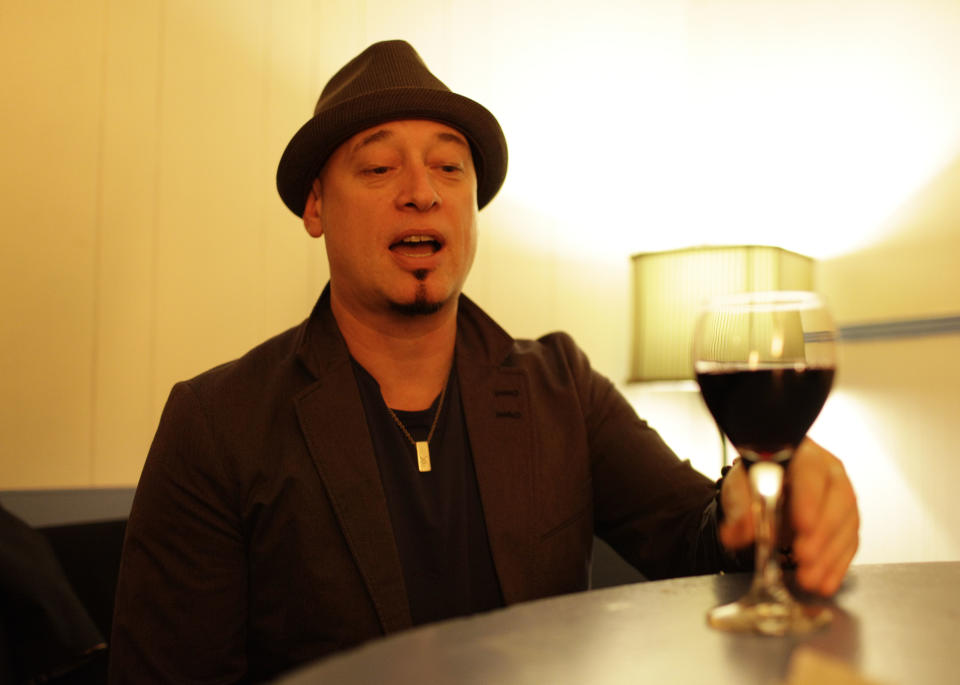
[{"left": 306, "top": 119, "right": 479, "bottom": 319}]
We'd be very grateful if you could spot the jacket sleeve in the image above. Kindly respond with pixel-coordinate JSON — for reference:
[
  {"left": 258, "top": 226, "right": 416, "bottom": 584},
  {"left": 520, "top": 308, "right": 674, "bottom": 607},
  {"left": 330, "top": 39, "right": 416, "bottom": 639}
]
[
  {"left": 109, "top": 381, "right": 249, "bottom": 684},
  {"left": 553, "top": 332, "right": 747, "bottom": 579}
]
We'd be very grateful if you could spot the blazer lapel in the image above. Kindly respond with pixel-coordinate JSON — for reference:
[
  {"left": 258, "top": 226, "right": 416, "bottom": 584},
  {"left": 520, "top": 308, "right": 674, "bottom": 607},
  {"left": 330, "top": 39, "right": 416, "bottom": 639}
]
[
  {"left": 457, "top": 345, "right": 538, "bottom": 605},
  {"left": 293, "top": 295, "right": 412, "bottom": 634}
]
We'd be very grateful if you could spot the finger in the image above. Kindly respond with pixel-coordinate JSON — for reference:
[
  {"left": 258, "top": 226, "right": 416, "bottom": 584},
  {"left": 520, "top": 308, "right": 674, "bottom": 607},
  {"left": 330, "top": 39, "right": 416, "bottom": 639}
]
[
  {"left": 792, "top": 460, "right": 857, "bottom": 564},
  {"left": 788, "top": 441, "right": 833, "bottom": 535},
  {"left": 720, "top": 513, "right": 754, "bottom": 550},
  {"left": 790, "top": 447, "right": 859, "bottom": 595},
  {"left": 803, "top": 490, "right": 859, "bottom": 571},
  {"left": 796, "top": 513, "right": 859, "bottom": 595},
  {"left": 719, "top": 462, "right": 754, "bottom": 549},
  {"left": 819, "top": 535, "right": 859, "bottom": 596},
  {"left": 721, "top": 461, "right": 750, "bottom": 520}
]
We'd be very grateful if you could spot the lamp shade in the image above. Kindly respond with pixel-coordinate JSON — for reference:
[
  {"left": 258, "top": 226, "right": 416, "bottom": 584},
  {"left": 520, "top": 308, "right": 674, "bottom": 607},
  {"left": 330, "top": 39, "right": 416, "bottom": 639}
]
[{"left": 630, "top": 245, "right": 814, "bottom": 382}]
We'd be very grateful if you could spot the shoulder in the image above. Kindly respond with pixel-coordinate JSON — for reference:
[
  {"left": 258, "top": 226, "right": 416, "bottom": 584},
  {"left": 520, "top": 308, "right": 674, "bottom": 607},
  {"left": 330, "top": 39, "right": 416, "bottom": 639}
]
[
  {"left": 457, "top": 295, "right": 608, "bottom": 403},
  {"left": 511, "top": 330, "right": 583, "bottom": 364},
  {"left": 458, "top": 298, "right": 611, "bottom": 414},
  {"left": 147, "top": 318, "right": 325, "bottom": 488},
  {"left": 179, "top": 320, "right": 312, "bottom": 404},
  {"left": 457, "top": 293, "right": 592, "bottom": 375},
  {"left": 506, "top": 331, "right": 597, "bottom": 388}
]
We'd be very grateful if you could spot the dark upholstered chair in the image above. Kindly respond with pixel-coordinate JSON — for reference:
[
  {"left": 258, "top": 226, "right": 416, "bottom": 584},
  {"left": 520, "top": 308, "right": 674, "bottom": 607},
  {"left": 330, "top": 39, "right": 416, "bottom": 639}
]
[
  {"left": 36, "top": 519, "right": 127, "bottom": 684},
  {"left": 0, "top": 491, "right": 131, "bottom": 685}
]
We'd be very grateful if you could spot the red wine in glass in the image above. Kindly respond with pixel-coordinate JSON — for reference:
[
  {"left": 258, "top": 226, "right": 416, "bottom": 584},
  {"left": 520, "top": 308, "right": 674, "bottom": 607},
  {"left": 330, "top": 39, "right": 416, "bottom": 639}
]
[{"left": 696, "top": 366, "right": 834, "bottom": 466}]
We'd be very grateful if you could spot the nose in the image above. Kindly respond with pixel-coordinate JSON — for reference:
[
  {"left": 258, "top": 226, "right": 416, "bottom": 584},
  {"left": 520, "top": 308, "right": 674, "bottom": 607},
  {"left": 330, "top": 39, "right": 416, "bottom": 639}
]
[{"left": 397, "top": 165, "right": 440, "bottom": 211}]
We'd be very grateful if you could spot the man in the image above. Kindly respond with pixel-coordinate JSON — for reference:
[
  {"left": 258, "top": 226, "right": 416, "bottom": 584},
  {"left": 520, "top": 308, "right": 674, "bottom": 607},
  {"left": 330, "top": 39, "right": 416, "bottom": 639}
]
[{"left": 109, "top": 41, "right": 858, "bottom": 683}]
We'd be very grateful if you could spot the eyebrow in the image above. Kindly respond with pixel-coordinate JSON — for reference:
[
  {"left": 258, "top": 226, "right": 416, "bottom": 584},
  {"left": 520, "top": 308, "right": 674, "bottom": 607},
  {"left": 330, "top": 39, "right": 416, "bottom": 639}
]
[
  {"left": 435, "top": 131, "right": 470, "bottom": 149},
  {"left": 351, "top": 127, "right": 470, "bottom": 154},
  {"left": 353, "top": 129, "right": 393, "bottom": 152}
]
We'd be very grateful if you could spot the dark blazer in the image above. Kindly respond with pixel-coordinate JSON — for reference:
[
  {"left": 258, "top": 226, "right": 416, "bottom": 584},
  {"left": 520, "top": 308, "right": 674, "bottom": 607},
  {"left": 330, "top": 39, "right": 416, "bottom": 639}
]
[{"left": 109, "top": 288, "right": 726, "bottom": 683}]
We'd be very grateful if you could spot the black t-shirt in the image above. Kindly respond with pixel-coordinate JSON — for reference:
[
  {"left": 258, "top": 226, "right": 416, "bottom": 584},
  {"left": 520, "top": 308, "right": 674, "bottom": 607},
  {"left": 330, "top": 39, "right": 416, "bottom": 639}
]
[{"left": 351, "top": 360, "right": 504, "bottom": 626}]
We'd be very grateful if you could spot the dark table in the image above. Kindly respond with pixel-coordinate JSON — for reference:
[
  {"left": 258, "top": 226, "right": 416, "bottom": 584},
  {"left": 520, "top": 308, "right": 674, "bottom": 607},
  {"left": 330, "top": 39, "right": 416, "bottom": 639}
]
[{"left": 276, "top": 562, "right": 958, "bottom": 684}]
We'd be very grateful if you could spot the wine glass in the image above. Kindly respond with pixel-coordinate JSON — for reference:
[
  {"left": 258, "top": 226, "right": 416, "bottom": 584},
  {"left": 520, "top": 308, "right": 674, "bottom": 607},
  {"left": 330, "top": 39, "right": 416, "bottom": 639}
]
[{"left": 692, "top": 290, "right": 836, "bottom": 635}]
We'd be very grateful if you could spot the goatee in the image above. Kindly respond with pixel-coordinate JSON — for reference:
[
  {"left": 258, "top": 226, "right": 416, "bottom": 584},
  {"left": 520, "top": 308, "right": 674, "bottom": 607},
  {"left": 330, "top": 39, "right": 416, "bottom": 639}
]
[{"left": 388, "top": 282, "right": 444, "bottom": 317}]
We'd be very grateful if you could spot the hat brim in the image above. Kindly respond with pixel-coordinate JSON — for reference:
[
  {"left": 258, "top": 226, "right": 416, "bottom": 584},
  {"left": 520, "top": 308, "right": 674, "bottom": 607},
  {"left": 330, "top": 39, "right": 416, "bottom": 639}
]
[{"left": 276, "top": 88, "right": 507, "bottom": 217}]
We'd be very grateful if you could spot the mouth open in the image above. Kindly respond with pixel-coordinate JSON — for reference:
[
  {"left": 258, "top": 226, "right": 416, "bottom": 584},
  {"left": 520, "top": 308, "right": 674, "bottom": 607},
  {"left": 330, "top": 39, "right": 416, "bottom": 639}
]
[{"left": 389, "top": 234, "right": 443, "bottom": 258}]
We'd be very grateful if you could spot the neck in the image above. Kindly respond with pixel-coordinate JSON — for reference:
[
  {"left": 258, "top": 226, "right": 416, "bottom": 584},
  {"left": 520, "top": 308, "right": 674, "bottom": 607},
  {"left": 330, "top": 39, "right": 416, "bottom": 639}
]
[{"left": 331, "top": 291, "right": 458, "bottom": 411}]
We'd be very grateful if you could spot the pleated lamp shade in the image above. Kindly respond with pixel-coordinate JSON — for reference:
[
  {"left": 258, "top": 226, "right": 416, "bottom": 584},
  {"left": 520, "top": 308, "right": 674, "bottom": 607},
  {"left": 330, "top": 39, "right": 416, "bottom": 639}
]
[{"left": 630, "top": 245, "right": 814, "bottom": 382}]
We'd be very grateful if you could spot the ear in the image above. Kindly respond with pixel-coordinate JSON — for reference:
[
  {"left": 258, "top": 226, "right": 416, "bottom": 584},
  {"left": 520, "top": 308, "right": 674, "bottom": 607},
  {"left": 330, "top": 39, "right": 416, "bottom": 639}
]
[{"left": 302, "top": 179, "right": 324, "bottom": 238}]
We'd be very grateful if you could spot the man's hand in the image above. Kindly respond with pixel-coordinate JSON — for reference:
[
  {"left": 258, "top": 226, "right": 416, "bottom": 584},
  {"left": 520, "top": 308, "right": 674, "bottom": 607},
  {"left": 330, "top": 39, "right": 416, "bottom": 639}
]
[{"left": 719, "top": 439, "right": 859, "bottom": 596}]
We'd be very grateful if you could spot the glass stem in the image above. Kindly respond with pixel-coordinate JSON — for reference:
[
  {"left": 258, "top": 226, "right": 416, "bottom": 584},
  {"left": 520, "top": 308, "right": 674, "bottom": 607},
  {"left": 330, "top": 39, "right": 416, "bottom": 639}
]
[{"left": 747, "top": 461, "right": 790, "bottom": 603}]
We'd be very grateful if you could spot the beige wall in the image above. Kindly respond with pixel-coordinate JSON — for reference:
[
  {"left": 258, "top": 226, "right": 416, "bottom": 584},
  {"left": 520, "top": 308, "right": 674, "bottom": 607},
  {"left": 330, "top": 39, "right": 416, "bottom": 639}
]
[
  {"left": 1, "top": 1, "right": 958, "bottom": 564},
  {"left": 2, "top": 1, "right": 331, "bottom": 487},
  {"left": 812, "top": 151, "right": 960, "bottom": 562}
]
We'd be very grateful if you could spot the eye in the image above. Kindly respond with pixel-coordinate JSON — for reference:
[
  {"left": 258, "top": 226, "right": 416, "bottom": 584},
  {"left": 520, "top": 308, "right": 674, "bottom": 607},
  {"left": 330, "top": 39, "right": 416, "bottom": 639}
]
[
  {"left": 365, "top": 166, "right": 391, "bottom": 175},
  {"left": 438, "top": 164, "right": 463, "bottom": 174}
]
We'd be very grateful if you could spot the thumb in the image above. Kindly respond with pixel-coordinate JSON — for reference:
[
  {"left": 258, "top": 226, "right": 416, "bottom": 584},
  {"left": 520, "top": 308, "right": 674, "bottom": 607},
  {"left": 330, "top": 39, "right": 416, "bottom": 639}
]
[{"left": 719, "top": 460, "right": 755, "bottom": 549}]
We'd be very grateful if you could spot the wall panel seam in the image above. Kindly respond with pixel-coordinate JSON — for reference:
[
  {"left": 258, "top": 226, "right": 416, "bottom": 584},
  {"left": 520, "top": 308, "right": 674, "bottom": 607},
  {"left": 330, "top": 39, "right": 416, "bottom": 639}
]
[{"left": 90, "top": 0, "right": 111, "bottom": 484}]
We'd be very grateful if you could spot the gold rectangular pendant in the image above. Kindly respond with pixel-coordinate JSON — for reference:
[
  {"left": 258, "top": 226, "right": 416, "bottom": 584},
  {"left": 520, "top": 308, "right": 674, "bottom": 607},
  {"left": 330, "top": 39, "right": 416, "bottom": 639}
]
[{"left": 416, "top": 441, "right": 431, "bottom": 472}]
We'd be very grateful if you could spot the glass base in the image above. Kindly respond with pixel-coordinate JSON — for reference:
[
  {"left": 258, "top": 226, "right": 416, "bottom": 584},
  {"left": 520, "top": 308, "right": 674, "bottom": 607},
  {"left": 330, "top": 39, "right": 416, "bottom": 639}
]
[{"left": 707, "top": 597, "right": 832, "bottom": 636}]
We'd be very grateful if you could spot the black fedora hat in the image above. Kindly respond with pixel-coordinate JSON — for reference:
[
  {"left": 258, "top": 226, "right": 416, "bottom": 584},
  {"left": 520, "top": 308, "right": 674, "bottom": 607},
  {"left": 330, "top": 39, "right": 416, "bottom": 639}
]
[{"left": 276, "top": 40, "right": 508, "bottom": 217}]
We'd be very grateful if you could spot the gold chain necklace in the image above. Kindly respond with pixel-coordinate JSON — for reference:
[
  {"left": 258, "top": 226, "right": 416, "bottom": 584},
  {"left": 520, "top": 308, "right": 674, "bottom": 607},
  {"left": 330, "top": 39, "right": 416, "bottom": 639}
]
[{"left": 386, "top": 383, "right": 447, "bottom": 472}]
